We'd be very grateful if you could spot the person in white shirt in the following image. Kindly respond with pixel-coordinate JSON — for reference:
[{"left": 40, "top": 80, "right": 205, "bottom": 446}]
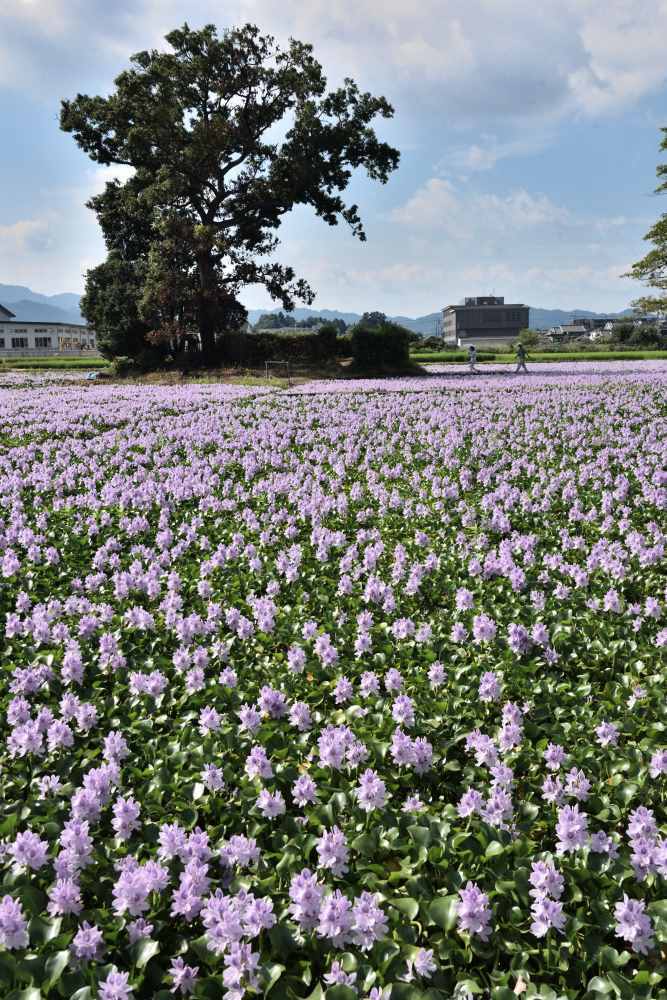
[{"left": 468, "top": 344, "right": 477, "bottom": 372}]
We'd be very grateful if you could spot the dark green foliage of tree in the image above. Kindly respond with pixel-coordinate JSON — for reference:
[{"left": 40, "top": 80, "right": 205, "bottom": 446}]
[
  {"left": 358, "top": 310, "right": 387, "bottom": 328},
  {"left": 611, "top": 322, "right": 666, "bottom": 348},
  {"left": 351, "top": 320, "right": 410, "bottom": 368},
  {"left": 254, "top": 312, "right": 295, "bottom": 330},
  {"left": 626, "top": 127, "right": 667, "bottom": 312},
  {"left": 61, "top": 23, "right": 400, "bottom": 359},
  {"left": 80, "top": 255, "right": 151, "bottom": 360},
  {"left": 518, "top": 328, "right": 540, "bottom": 347}
]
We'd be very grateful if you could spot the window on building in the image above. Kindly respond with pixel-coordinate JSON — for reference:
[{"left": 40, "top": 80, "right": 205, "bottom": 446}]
[
  {"left": 0, "top": 339, "right": 4, "bottom": 348},
  {"left": 11, "top": 337, "right": 28, "bottom": 349},
  {"left": 35, "top": 336, "right": 52, "bottom": 348}
]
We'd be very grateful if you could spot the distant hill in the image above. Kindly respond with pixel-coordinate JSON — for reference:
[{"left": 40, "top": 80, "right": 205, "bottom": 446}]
[
  {"left": 2, "top": 299, "right": 86, "bottom": 325},
  {"left": 0, "top": 284, "right": 84, "bottom": 325},
  {"left": 247, "top": 306, "right": 635, "bottom": 335},
  {"left": 0, "top": 284, "right": 636, "bottom": 334}
]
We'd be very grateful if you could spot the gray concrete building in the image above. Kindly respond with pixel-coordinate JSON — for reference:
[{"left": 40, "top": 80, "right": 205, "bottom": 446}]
[{"left": 442, "top": 296, "right": 529, "bottom": 347}]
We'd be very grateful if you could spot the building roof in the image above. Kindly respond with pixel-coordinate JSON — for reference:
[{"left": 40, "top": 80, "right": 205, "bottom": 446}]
[
  {"left": 444, "top": 302, "right": 528, "bottom": 310},
  {"left": 0, "top": 319, "right": 91, "bottom": 329},
  {"left": 0, "top": 303, "right": 16, "bottom": 319}
]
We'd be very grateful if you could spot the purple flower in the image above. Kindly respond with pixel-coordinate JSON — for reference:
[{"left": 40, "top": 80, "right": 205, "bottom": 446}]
[
  {"left": 10, "top": 830, "right": 49, "bottom": 870},
  {"left": 455, "top": 587, "right": 474, "bottom": 610},
  {"left": 351, "top": 892, "right": 388, "bottom": 950},
  {"left": 596, "top": 721, "right": 619, "bottom": 747},
  {"left": 112, "top": 796, "right": 141, "bottom": 840},
  {"left": 48, "top": 878, "right": 83, "bottom": 916},
  {"left": 555, "top": 805, "right": 589, "bottom": 854},
  {"left": 292, "top": 773, "right": 317, "bottom": 807},
  {"left": 99, "top": 969, "right": 134, "bottom": 1000},
  {"left": 543, "top": 743, "right": 566, "bottom": 771},
  {"left": 289, "top": 869, "right": 324, "bottom": 930},
  {"left": 355, "top": 768, "right": 388, "bottom": 812},
  {"left": 530, "top": 897, "right": 566, "bottom": 938},
  {"left": 256, "top": 789, "right": 286, "bottom": 819},
  {"left": 333, "top": 676, "right": 353, "bottom": 704},
  {"left": 317, "top": 890, "right": 353, "bottom": 946},
  {"left": 403, "top": 947, "right": 437, "bottom": 981},
  {"left": 428, "top": 661, "right": 446, "bottom": 688},
  {"left": 564, "top": 767, "right": 591, "bottom": 802},
  {"left": 614, "top": 894, "right": 654, "bottom": 954},
  {"left": 258, "top": 686, "right": 288, "bottom": 718},
  {"left": 127, "top": 919, "right": 153, "bottom": 944},
  {"left": 529, "top": 861, "right": 564, "bottom": 900},
  {"left": 457, "top": 881, "right": 492, "bottom": 940},
  {"left": 169, "top": 957, "right": 199, "bottom": 995},
  {"left": 650, "top": 749, "right": 667, "bottom": 778},
  {"left": 0, "top": 895, "right": 29, "bottom": 949},
  {"left": 289, "top": 701, "right": 312, "bottom": 732},
  {"left": 472, "top": 613, "right": 497, "bottom": 643},
  {"left": 244, "top": 745, "right": 273, "bottom": 780},
  {"left": 316, "top": 826, "right": 349, "bottom": 877},
  {"left": 202, "top": 764, "right": 225, "bottom": 792},
  {"left": 384, "top": 668, "right": 404, "bottom": 692},
  {"left": 479, "top": 671, "right": 502, "bottom": 702},
  {"left": 72, "top": 920, "right": 104, "bottom": 961},
  {"left": 392, "top": 694, "right": 415, "bottom": 727},
  {"left": 324, "top": 961, "right": 357, "bottom": 988},
  {"left": 457, "top": 788, "right": 483, "bottom": 818},
  {"left": 360, "top": 671, "right": 380, "bottom": 697}
]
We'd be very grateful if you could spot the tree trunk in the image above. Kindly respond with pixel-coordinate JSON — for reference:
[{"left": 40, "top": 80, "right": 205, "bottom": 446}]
[{"left": 197, "top": 253, "right": 217, "bottom": 362}]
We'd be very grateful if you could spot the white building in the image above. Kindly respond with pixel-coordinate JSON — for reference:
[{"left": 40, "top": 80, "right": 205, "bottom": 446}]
[{"left": 0, "top": 304, "right": 97, "bottom": 354}]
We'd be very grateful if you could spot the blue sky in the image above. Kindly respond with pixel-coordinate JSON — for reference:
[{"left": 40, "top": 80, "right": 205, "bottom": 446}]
[{"left": 1, "top": 0, "right": 666, "bottom": 315}]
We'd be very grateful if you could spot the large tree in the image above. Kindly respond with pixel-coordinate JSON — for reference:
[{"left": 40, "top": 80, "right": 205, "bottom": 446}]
[
  {"left": 626, "top": 127, "right": 667, "bottom": 313},
  {"left": 61, "top": 23, "right": 400, "bottom": 358}
]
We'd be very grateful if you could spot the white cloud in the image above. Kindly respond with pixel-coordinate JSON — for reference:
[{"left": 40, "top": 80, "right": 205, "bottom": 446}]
[
  {"left": 2, "top": 0, "right": 667, "bottom": 122},
  {"left": 391, "top": 179, "right": 570, "bottom": 234},
  {"left": 0, "top": 218, "right": 54, "bottom": 253}
]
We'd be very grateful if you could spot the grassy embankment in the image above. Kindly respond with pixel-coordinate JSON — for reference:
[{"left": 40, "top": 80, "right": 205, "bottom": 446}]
[
  {"left": 411, "top": 349, "right": 667, "bottom": 363},
  {"left": 0, "top": 357, "right": 110, "bottom": 370}
]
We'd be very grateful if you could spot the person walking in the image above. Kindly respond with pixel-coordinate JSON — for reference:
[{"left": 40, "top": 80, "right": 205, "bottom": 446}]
[
  {"left": 467, "top": 344, "right": 477, "bottom": 373},
  {"left": 514, "top": 341, "right": 528, "bottom": 373}
]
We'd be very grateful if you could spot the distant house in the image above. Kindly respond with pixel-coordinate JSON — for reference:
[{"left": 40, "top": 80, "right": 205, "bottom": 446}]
[
  {"left": 0, "top": 304, "right": 97, "bottom": 354},
  {"left": 547, "top": 324, "right": 590, "bottom": 342},
  {"left": 442, "top": 296, "right": 529, "bottom": 347}
]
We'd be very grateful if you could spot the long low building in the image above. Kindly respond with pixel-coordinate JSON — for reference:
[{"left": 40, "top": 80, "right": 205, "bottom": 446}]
[{"left": 0, "top": 303, "right": 97, "bottom": 354}]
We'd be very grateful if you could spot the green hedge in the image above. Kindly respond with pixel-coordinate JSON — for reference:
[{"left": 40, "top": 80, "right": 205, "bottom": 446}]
[
  {"left": 217, "top": 325, "right": 338, "bottom": 365},
  {"left": 351, "top": 322, "right": 410, "bottom": 367}
]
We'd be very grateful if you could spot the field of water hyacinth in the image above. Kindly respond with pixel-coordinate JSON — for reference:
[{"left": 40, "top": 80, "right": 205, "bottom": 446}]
[{"left": 0, "top": 368, "right": 665, "bottom": 1000}]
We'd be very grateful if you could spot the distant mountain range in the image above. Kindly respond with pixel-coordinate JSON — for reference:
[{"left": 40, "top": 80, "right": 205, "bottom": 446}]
[
  {"left": 0, "top": 284, "right": 84, "bottom": 326},
  {"left": 0, "top": 283, "right": 635, "bottom": 334},
  {"left": 245, "top": 305, "right": 635, "bottom": 334}
]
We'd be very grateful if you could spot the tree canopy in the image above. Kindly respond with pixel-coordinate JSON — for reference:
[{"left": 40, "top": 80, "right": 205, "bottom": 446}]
[
  {"left": 626, "top": 127, "right": 667, "bottom": 313},
  {"left": 61, "top": 22, "right": 400, "bottom": 359}
]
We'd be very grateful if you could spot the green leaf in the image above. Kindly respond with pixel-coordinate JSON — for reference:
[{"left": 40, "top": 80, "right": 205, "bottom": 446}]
[
  {"left": 391, "top": 898, "right": 420, "bottom": 921},
  {"left": 326, "top": 987, "right": 358, "bottom": 1000},
  {"left": 263, "top": 962, "right": 285, "bottom": 994},
  {"left": 587, "top": 977, "right": 614, "bottom": 995},
  {"left": 7, "top": 990, "right": 43, "bottom": 1000},
  {"left": 43, "top": 949, "right": 70, "bottom": 990},
  {"left": 130, "top": 937, "right": 160, "bottom": 969},
  {"left": 70, "top": 990, "right": 93, "bottom": 1000},
  {"left": 428, "top": 894, "right": 458, "bottom": 930},
  {"left": 29, "top": 916, "right": 62, "bottom": 946},
  {"left": 485, "top": 840, "right": 505, "bottom": 859}
]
